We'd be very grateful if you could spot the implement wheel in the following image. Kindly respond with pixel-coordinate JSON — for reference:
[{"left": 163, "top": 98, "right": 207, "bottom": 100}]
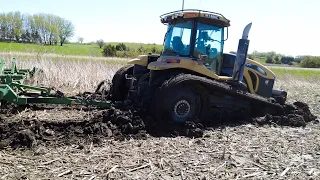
[{"left": 109, "top": 64, "right": 133, "bottom": 101}]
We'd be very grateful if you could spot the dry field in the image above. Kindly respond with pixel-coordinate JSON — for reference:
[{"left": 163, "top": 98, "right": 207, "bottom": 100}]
[
  {"left": 0, "top": 53, "right": 319, "bottom": 180},
  {"left": 0, "top": 52, "right": 127, "bottom": 93}
]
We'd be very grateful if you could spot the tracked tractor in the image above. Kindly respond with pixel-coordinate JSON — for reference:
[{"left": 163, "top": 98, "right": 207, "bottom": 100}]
[{"left": 105, "top": 9, "right": 287, "bottom": 123}]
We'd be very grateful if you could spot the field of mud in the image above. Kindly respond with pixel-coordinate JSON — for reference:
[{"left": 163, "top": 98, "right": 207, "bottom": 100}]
[
  {"left": 0, "top": 87, "right": 319, "bottom": 179},
  {"left": 0, "top": 96, "right": 317, "bottom": 150}
]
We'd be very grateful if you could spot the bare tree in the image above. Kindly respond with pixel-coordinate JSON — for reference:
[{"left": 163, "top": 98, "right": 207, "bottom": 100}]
[
  {"left": 96, "top": 39, "right": 105, "bottom": 48},
  {"left": 77, "top": 36, "right": 84, "bottom": 43}
]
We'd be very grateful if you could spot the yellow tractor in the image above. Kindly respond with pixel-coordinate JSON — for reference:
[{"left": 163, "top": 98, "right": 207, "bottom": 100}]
[{"left": 105, "top": 9, "right": 287, "bottom": 123}]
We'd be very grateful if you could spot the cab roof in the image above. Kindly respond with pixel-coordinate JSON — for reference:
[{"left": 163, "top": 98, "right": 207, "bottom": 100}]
[{"left": 160, "top": 9, "right": 230, "bottom": 27}]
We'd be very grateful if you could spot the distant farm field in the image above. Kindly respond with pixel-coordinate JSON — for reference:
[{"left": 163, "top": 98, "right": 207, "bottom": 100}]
[
  {"left": 1, "top": 51, "right": 319, "bottom": 85},
  {"left": 269, "top": 66, "right": 320, "bottom": 79},
  {"left": 0, "top": 42, "right": 102, "bottom": 56},
  {"left": 0, "top": 52, "right": 318, "bottom": 94},
  {"left": 0, "top": 42, "right": 163, "bottom": 57}
]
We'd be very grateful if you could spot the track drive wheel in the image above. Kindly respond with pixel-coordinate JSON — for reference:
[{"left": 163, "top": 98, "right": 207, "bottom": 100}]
[
  {"left": 109, "top": 64, "right": 134, "bottom": 101},
  {"left": 151, "top": 76, "right": 208, "bottom": 123}
]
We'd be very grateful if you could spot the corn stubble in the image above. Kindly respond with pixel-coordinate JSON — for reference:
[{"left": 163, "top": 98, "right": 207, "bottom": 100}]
[
  {"left": 2, "top": 54, "right": 124, "bottom": 93},
  {"left": 0, "top": 53, "right": 319, "bottom": 180}
]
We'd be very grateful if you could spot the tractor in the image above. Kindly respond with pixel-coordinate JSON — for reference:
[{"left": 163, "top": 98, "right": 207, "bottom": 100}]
[{"left": 104, "top": 9, "right": 287, "bottom": 123}]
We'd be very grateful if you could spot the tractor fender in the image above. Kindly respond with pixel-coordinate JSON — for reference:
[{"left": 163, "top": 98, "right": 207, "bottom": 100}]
[{"left": 127, "top": 55, "right": 149, "bottom": 66}]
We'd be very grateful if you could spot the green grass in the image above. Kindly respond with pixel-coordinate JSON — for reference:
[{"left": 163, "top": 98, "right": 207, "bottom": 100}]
[
  {"left": 0, "top": 42, "right": 163, "bottom": 57},
  {"left": 252, "top": 58, "right": 266, "bottom": 64},
  {"left": 0, "top": 42, "right": 103, "bottom": 56},
  {"left": 270, "top": 67, "right": 320, "bottom": 79},
  {"left": 107, "top": 42, "right": 162, "bottom": 50}
]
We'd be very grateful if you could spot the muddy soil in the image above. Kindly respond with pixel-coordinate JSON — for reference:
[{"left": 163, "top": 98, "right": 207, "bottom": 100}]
[
  {"left": 0, "top": 97, "right": 317, "bottom": 149},
  {"left": 0, "top": 107, "right": 204, "bottom": 149},
  {"left": 252, "top": 101, "right": 317, "bottom": 127}
]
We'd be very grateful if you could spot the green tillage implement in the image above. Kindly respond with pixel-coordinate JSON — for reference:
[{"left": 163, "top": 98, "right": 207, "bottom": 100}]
[{"left": 0, "top": 58, "right": 112, "bottom": 108}]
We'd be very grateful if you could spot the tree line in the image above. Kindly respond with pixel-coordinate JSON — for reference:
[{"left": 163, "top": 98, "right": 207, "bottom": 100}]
[
  {"left": 230, "top": 50, "right": 320, "bottom": 68},
  {"left": 102, "top": 43, "right": 162, "bottom": 58},
  {"left": 0, "top": 11, "right": 75, "bottom": 46},
  {"left": 248, "top": 51, "right": 296, "bottom": 64}
]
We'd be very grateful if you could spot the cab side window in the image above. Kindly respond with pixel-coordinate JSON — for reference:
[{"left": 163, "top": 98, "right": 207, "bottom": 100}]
[{"left": 163, "top": 21, "right": 193, "bottom": 56}]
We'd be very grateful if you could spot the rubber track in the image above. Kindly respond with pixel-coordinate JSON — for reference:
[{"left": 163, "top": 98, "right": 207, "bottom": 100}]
[
  {"left": 159, "top": 74, "right": 282, "bottom": 109},
  {"left": 110, "top": 64, "right": 134, "bottom": 101}
]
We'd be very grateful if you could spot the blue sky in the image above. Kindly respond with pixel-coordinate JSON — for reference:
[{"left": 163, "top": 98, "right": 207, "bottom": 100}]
[{"left": 1, "top": 0, "right": 319, "bottom": 56}]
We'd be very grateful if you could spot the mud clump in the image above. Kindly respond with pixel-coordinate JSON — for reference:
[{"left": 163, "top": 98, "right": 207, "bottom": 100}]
[
  {"left": 0, "top": 109, "right": 145, "bottom": 149},
  {"left": 13, "top": 130, "right": 37, "bottom": 148},
  {"left": 144, "top": 118, "right": 204, "bottom": 138},
  {"left": 0, "top": 107, "right": 204, "bottom": 149},
  {"left": 252, "top": 101, "right": 317, "bottom": 127},
  {"left": 70, "top": 91, "right": 109, "bottom": 102}
]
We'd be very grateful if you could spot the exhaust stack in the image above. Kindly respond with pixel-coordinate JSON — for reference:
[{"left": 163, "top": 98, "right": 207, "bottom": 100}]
[{"left": 232, "top": 23, "right": 252, "bottom": 82}]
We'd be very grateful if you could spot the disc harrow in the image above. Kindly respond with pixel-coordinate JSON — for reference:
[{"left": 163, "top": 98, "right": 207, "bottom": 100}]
[{"left": 0, "top": 58, "right": 112, "bottom": 108}]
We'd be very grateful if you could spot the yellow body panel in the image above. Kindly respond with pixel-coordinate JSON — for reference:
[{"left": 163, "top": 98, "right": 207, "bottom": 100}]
[
  {"left": 243, "top": 70, "right": 258, "bottom": 93},
  {"left": 243, "top": 59, "right": 275, "bottom": 94},
  {"left": 127, "top": 55, "right": 275, "bottom": 95},
  {"left": 127, "top": 55, "right": 149, "bottom": 66},
  {"left": 246, "top": 59, "right": 275, "bottom": 79},
  {"left": 147, "top": 56, "right": 232, "bottom": 81}
]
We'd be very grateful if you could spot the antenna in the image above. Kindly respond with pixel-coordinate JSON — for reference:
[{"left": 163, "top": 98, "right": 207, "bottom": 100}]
[
  {"left": 198, "top": 0, "right": 202, "bottom": 9},
  {"left": 182, "top": 0, "right": 185, "bottom": 10}
]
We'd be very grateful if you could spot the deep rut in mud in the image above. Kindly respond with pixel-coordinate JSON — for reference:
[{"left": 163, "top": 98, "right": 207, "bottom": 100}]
[{"left": 0, "top": 100, "right": 318, "bottom": 149}]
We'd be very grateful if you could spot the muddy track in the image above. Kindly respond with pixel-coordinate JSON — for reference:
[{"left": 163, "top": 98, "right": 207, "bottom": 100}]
[{"left": 0, "top": 98, "right": 317, "bottom": 149}]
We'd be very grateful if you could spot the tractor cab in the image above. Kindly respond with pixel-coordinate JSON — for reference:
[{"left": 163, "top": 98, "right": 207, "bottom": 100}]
[
  {"left": 160, "top": 9, "right": 230, "bottom": 74},
  {"left": 126, "top": 9, "right": 281, "bottom": 99}
]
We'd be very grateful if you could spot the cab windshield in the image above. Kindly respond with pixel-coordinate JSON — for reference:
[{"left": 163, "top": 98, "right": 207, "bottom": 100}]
[
  {"left": 162, "top": 21, "right": 224, "bottom": 73},
  {"left": 162, "top": 21, "right": 193, "bottom": 56},
  {"left": 194, "top": 23, "right": 224, "bottom": 73}
]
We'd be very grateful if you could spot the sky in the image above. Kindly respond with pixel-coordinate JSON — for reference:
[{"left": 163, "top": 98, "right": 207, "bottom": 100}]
[{"left": 0, "top": 0, "right": 319, "bottom": 56}]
